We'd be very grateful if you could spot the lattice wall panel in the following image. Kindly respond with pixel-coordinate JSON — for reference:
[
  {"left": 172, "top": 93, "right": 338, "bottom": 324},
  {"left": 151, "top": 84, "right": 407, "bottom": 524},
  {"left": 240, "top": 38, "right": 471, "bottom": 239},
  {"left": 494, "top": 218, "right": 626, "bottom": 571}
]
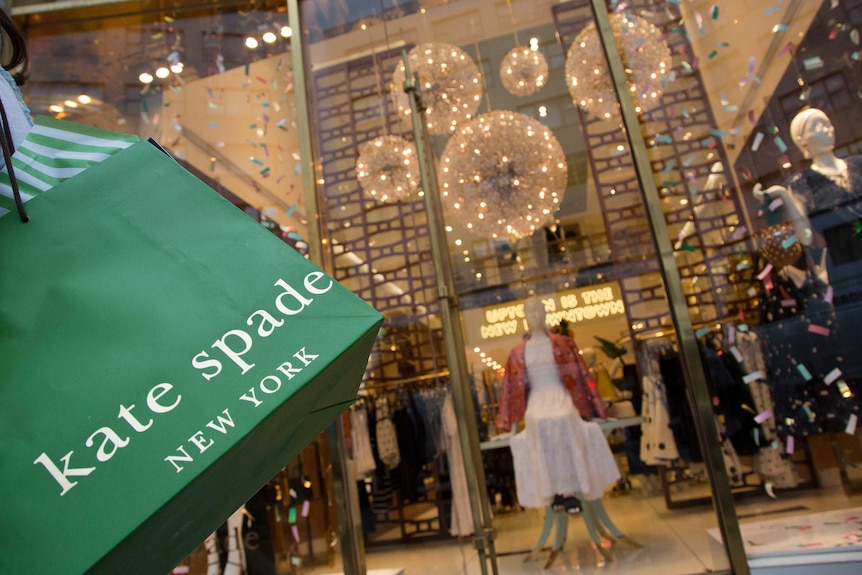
[{"left": 311, "top": 47, "right": 447, "bottom": 382}]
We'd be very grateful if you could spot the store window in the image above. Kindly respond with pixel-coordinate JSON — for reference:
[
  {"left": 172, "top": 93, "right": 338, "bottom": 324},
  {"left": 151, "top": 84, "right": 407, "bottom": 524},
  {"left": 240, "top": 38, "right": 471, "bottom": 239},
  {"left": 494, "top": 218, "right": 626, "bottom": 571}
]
[
  {"left": 11, "top": 0, "right": 862, "bottom": 573},
  {"left": 297, "top": 0, "right": 862, "bottom": 573}
]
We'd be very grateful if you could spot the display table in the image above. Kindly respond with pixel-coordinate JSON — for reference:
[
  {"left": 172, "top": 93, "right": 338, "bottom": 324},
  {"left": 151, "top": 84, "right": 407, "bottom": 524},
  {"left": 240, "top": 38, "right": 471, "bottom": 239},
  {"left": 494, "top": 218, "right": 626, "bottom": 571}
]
[{"left": 707, "top": 507, "right": 862, "bottom": 574}]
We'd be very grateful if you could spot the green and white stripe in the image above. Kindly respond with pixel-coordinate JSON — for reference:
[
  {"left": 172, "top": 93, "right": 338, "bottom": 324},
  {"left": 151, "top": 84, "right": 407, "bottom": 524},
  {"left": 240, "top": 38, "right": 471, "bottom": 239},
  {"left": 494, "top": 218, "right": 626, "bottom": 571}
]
[{"left": 0, "top": 115, "right": 138, "bottom": 217}]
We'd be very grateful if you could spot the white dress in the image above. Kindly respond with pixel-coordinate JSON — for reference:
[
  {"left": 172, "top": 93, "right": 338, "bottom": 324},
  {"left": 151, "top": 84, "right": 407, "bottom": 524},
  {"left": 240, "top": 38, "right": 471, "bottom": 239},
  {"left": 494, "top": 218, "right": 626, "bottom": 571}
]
[{"left": 509, "top": 334, "right": 620, "bottom": 506}]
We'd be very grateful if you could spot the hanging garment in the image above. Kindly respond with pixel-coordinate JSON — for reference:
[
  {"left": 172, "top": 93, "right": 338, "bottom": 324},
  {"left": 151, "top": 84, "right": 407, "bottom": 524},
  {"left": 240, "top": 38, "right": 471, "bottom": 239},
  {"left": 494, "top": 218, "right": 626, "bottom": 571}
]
[
  {"left": 349, "top": 403, "right": 377, "bottom": 479},
  {"left": 506, "top": 334, "right": 619, "bottom": 507},
  {"left": 659, "top": 350, "right": 704, "bottom": 462},
  {"left": 441, "top": 392, "right": 473, "bottom": 537},
  {"left": 374, "top": 397, "right": 401, "bottom": 471},
  {"left": 639, "top": 374, "right": 680, "bottom": 465},
  {"left": 497, "top": 331, "right": 606, "bottom": 431}
]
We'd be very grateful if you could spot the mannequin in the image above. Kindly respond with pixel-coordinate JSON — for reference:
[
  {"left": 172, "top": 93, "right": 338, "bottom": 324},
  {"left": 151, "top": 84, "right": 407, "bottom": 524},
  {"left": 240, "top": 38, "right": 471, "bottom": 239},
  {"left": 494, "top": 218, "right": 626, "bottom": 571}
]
[
  {"left": 754, "top": 107, "right": 862, "bottom": 293},
  {"left": 497, "top": 298, "right": 625, "bottom": 563},
  {"left": 752, "top": 107, "right": 861, "bottom": 437}
]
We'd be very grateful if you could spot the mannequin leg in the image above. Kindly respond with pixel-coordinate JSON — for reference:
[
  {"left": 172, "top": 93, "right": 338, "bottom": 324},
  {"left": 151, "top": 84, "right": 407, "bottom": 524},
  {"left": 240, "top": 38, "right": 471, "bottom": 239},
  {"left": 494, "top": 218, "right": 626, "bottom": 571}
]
[
  {"left": 205, "top": 532, "right": 220, "bottom": 575},
  {"left": 587, "top": 498, "right": 642, "bottom": 547},
  {"left": 543, "top": 510, "right": 570, "bottom": 569},
  {"left": 223, "top": 506, "right": 246, "bottom": 575},
  {"left": 525, "top": 505, "right": 558, "bottom": 562}
]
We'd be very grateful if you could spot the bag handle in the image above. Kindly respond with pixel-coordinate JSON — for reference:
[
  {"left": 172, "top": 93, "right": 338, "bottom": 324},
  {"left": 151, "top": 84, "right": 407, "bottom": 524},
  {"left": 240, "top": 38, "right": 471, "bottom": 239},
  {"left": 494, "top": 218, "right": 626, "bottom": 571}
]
[{"left": 0, "top": 96, "right": 28, "bottom": 222}]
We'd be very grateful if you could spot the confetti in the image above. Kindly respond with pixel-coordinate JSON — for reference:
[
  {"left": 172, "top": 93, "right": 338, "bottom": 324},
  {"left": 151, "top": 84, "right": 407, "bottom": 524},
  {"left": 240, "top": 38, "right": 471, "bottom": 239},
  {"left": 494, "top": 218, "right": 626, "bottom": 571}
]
[
  {"left": 751, "top": 132, "right": 764, "bottom": 152},
  {"left": 807, "top": 324, "right": 830, "bottom": 337},
  {"left": 286, "top": 205, "right": 298, "bottom": 217},
  {"left": 736, "top": 261, "right": 751, "bottom": 270},
  {"left": 731, "top": 226, "right": 748, "bottom": 240},
  {"left": 781, "top": 299, "right": 797, "bottom": 307},
  {"left": 824, "top": 368, "right": 843, "bottom": 385},
  {"left": 825, "top": 286, "right": 834, "bottom": 303},
  {"left": 764, "top": 4, "right": 781, "bottom": 15},
  {"left": 847, "top": 414, "right": 858, "bottom": 435},
  {"left": 802, "top": 56, "right": 824, "bottom": 70},
  {"left": 777, "top": 42, "right": 794, "bottom": 57},
  {"left": 712, "top": 5, "right": 719, "bottom": 19},
  {"left": 708, "top": 50, "right": 718, "bottom": 59},
  {"left": 681, "top": 242, "right": 696, "bottom": 252},
  {"left": 301, "top": 499, "right": 310, "bottom": 517},
  {"left": 768, "top": 197, "right": 784, "bottom": 211},
  {"left": 781, "top": 234, "right": 798, "bottom": 249},
  {"left": 711, "top": 128, "right": 726, "bottom": 138},
  {"left": 250, "top": 157, "right": 264, "bottom": 166},
  {"left": 748, "top": 56, "right": 756, "bottom": 73},
  {"left": 738, "top": 324, "right": 749, "bottom": 332},
  {"left": 773, "top": 136, "right": 788, "bottom": 153},
  {"left": 696, "top": 326, "right": 712, "bottom": 338},
  {"left": 288, "top": 507, "right": 297, "bottom": 524},
  {"left": 786, "top": 435, "right": 795, "bottom": 454},
  {"left": 292, "top": 524, "right": 301, "bottom": 542},
  {"left": 730, "top": 346, "right": 743, "bottom": 363},
  {"left": 797, "top": 364, "right": 813, "bottom": 381},
  {"left": 663, "top": 159, "right": 676, "bottom": 174},
  {"left": 754, "top": 409, "right": 772, "bottom": 423},
  {"left": 656, "top": 134, "right": 673, "bottom": 144},
  {"left": 772, "top": 24, "right": 789, "bottom": 33},
  {"left": 757, "top": 263, "right": 774, "bottom": 280}
]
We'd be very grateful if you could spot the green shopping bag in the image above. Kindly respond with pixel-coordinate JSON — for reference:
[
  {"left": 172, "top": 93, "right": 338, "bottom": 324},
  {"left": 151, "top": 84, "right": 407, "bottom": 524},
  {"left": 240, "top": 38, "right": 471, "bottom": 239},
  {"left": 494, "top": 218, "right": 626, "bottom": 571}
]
[{"left": 0, "top": 139, "right": 383, "bottom": 575}]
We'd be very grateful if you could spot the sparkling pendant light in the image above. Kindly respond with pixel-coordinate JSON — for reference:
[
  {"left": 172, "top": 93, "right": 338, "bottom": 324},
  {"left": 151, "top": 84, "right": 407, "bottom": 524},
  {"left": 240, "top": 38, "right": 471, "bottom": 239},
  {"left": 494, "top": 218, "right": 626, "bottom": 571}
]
[
  {"left": 565, "top": 12, "right": 670, "bottom": 119},
  {"left": 391, "top": 42, "right": 483, "bottom": 135},
  {"left": 500, "top": 45, "right": 548, "bottom": 97},
  {"left": 355, "top": 135, "right": 419, "bottom": 203},
  {"left": 437, "top": 111, "right": 568, "bottom": 240}
]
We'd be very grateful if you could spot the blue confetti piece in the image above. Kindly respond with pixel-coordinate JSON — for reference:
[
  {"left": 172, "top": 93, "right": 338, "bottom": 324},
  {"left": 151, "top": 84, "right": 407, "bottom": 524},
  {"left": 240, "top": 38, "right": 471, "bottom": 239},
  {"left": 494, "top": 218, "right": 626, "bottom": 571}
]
[
  {"left": 773, "top": 136, "right": 788, "bottom": 153},
  {"left": 736, "top": 261, "right": 751, "bottom": 270},
  {"left": 656, "top": 134, "right": 673, "bottom": 144},
  {"left": 797, "top": 364, "right": 813, "bottom": 382},
  {"left": 663, "top": 159, "right": 676, "bottom": 174},
  {"left": 287, "top": 232, "right": 303, "bottom": 240},
  {"left": 696, "top": 326, "right": 712, "bottom": 338},
  {"left": 294, "top": 162, "right": 302, "bottom": 175},
  {"left": 781, "top": 235, "right": 798, "bottom": 249},
  {"left": 738, "top": 323, "right": 749, "bottom": 332},
  {"left": 207, "top": 122, "right": 219, "bottom": 128},
  {"left": 250, "top": 157, "right": 264, "bottom": 166},
  {"left": 711, "top": 128, "right": 727, "bottom": 138},
  {"left": 286, "top": 204, "right": 298, "bottom": 217},
  {"left": 772, "top": 24, "right": 788, "bottom": 33},
  {"left": 765, "top": 4, "right": 781, "bottom": 15}
]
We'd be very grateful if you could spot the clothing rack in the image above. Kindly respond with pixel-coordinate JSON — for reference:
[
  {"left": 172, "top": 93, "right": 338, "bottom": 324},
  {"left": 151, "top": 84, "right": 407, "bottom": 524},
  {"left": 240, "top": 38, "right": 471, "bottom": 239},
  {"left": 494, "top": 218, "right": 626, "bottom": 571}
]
[{"left": 351, "top": 373, "right": 456, "bottom": 546}]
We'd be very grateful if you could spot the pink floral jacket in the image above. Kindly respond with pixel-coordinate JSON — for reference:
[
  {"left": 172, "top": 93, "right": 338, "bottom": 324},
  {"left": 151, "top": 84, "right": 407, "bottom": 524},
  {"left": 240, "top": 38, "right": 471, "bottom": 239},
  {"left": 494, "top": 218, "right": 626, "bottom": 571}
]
[{"left": 495, "top": 332, "right": 606, "bottom": 431}]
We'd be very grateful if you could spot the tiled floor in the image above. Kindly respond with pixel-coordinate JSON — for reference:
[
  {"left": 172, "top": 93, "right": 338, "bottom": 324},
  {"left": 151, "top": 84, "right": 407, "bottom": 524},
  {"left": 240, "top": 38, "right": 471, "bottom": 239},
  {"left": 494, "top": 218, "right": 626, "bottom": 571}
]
[{"left": 307, "top": 479, "right": 862, "bottom": 575}]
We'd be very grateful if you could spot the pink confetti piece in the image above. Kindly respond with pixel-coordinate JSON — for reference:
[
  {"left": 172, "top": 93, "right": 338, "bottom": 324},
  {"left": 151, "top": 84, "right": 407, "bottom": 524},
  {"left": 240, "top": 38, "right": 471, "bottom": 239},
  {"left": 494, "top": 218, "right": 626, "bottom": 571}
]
[
  {"left": 777, "top": 42, "right": 794, "bottom": 57},
  {"left": 807, "top": 324, "right": 831, "bottom": 337},
  {"left": 301, "top": 499, "right": 310, "bottom": 517},
  {"left": 786, "top": 435, "right": 795, "bottom": 454},
  {"left": 292, "top": 524, "right": 300, "bottom": 543},
  {"left": 757, "top": 263, "right": 774, "bottom": 280},
  {"left": 825, "top": 286, "right": 834, "bottom": 303},
  {"left": 727, "top": 326, "right": 736, "bottom": 344},
  {"left": 781, "top": 299, "right": 797, "bottom": 307},
  {"left": 763, "top": 276, "right": 774, "bottom": 290},
  {"left": 754, "top": 409, "right": 773, "bottom": 424}
]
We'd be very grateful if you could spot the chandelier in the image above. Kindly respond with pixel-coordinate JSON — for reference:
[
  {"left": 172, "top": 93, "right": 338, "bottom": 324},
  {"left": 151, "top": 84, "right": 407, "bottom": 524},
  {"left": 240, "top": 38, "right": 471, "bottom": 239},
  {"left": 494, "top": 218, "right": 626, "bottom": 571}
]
[
  {"left": 355, "top": 135, "right": 419, "bottom": 203},
  {"left": 500, "top": 46, "right": 548, "bottom": 97},
  {"left": 565, "top": 12, "right": 670, "bottom": 119},
  {"left": 390, "top": 42, "right": 483, "bottom": 135},
  {"left": 437, "top": 111, "right": 568, "bottom": 240}
]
